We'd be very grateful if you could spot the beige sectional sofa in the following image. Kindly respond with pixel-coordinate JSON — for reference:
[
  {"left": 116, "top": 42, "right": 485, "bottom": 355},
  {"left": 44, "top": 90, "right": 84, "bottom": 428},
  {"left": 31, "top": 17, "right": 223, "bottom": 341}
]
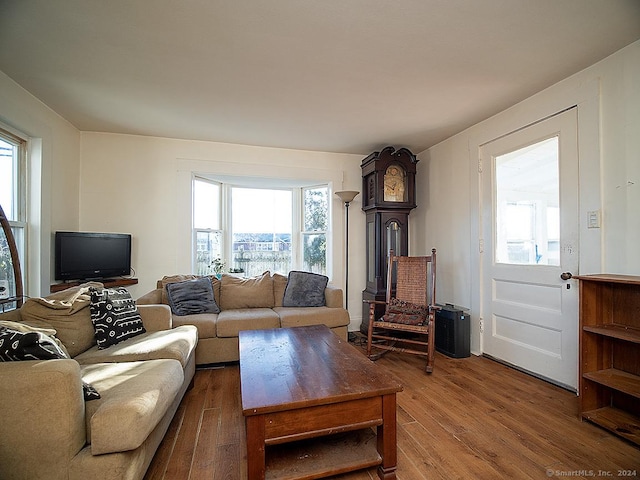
[
  {"left": 0, "top": 284, "right": 198, "bottom": 480},
  {"left": 137, "top": 271, "right": 350, "bottom": 365}
]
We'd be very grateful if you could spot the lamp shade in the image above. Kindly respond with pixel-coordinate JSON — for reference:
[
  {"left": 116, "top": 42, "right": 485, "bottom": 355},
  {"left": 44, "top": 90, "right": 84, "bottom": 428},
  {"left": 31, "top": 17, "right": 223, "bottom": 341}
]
[{"left": 335, "top": 190, "right": 359, "bottom": 203}]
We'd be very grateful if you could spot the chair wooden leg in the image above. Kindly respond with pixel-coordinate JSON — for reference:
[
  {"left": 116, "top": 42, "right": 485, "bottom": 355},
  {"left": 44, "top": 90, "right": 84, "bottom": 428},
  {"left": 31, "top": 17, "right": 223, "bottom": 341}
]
[{"left": 425, "top": 316, "right": 435, "bottom": 374}]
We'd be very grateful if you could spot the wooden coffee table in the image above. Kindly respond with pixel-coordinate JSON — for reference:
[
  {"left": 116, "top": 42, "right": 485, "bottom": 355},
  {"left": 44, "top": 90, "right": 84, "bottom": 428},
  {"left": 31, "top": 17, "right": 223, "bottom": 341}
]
[{"left": 239, "top": 325, "right": 403, "bottom": 480}]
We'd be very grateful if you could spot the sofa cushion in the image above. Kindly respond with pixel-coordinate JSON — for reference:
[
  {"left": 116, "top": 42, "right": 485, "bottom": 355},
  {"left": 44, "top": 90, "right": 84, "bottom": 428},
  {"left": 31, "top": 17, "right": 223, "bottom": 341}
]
[
  {"left": 220, "top": 272, "right": 274, "bottom": 310},
  {"left": 74, "top": 325, "right": 198, "bottom": 368},
  {"left": 89, "top": 287, "right": 146, "bottom": 349},
  {"left": 216, "top": 308, "right": 280, "bottom": 337},
  {"left": 166, "top": 277, "right": 220, "bottom": 316},
  {"left": 272, "top": 272, "right": 288, "bottom": 307},
  {"left": 81, "top": 359, "right": 184, "bottom": 455},
  {"left": 282, "top": 271, "right": 328, "bottom": 307},
  {"left": 19, "top": 283, "right": 101, "bottom": 357},
  {"left": 172, "top": 313, "right": 217, "bottom": 339},
  {"left": 274, "top": 306, "right": 350, "bottom": 329},
  {"left": 382, "top": 298, "right": 428, "bottom": 325}
]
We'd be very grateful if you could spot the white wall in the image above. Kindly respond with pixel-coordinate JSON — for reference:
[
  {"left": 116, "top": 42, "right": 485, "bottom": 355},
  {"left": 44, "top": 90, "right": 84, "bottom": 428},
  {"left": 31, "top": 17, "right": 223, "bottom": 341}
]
[
  {"left": 78, "top": 133, "right": 365, "bottom": 329},
  {"left": 600, "top": 42, "right": 640, "bottom": 270},
  {"left": 415, "top": 40, "right": 640, "bottom": 353},
  {"left": 0, "top": 71, "right": 81, "bottom": 297}
]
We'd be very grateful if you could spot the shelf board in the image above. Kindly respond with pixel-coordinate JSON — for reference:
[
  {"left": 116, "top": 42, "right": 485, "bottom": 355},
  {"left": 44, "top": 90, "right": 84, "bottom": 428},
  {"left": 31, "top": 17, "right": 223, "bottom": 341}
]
[
  {"left": 583, "top": 324, "right": 640, "bottom": 344},
  {"left": 575, "top": 274, "right": 640, "bottom": 285},
  {"left": 583, "top": 368, "right": 640, "bottom": 399},
  {"left": 50, "top": 278, "right": 138, "bottom": 293},
  {"left": 265, "top": 428, "right": 381, "bottom": 480},
  {"left": 582, "top": 406, "right": 640, "bottom": 446}
]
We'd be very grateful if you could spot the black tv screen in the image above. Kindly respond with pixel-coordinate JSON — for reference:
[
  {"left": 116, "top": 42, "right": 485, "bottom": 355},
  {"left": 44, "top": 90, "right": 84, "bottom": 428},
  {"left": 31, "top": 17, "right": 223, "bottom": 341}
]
[{"left": 55, "top": 231, "right": 132, "bottom": 281}]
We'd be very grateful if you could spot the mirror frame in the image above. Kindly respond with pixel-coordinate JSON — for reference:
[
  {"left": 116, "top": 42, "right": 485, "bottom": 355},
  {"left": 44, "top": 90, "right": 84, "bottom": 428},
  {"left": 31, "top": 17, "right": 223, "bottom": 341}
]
[{"left": 0, "top": 203, "right": 24, "bottom": 309}]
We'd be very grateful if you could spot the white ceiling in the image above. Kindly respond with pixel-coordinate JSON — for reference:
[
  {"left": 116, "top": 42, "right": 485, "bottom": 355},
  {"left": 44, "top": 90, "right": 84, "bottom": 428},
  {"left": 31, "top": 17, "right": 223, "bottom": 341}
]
[{"left": 1, "top": 0, "right": 639, "bottom": 155}]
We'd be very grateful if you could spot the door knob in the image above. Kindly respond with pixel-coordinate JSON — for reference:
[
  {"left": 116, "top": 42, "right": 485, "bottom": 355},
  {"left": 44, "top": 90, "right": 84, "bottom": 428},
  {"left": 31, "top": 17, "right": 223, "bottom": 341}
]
[{"left": 560, "top": 272, "right": 573, "bottom": 280}]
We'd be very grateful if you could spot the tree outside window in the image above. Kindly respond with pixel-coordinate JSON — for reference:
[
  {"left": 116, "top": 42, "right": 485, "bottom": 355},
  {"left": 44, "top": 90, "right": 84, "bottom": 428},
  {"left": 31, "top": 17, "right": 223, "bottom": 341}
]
[{"left": 302, "top": 186, "right": 328, "bottom": 274}]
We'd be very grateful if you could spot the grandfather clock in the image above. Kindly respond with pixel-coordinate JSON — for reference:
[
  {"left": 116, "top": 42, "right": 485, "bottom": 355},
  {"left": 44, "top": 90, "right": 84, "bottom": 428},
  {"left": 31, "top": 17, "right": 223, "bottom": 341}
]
[{"left": 360, "top": 146, "right": 418, "bottom": 334}]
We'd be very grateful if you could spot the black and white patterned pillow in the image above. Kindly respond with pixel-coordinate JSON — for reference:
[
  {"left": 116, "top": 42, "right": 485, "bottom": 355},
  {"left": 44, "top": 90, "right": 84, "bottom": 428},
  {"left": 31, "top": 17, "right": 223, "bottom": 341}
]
[
  {"left": 82, "top": 381, "right": 101, "bottom": 401},
  {"left": 0, "top": 327, "right": 101, "bottom": 400},
  {"left": 0, "top": 327, "right": 68, "bottom": 361},
  {"left": 89, "top": 287, "right": 146, "bottom": 349}
]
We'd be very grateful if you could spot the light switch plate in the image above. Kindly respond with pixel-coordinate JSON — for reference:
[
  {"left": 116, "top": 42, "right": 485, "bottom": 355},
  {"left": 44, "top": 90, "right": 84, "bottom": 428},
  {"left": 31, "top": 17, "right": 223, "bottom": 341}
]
[{"left": 587, "top": 210, "right": 601, "bottom": 228}]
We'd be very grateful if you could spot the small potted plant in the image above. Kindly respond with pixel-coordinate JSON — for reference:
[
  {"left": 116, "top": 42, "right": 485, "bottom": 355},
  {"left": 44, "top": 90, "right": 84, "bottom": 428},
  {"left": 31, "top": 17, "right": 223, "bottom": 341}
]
[{"left": 211, "top": 257, "right": 225, "bottom": 279}]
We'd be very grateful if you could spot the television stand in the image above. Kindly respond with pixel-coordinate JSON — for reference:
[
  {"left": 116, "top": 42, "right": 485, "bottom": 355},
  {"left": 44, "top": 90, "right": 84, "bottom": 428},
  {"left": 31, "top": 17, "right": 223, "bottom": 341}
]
[{"left": 50, "top": 278, "right": 138, "bottom": 293}]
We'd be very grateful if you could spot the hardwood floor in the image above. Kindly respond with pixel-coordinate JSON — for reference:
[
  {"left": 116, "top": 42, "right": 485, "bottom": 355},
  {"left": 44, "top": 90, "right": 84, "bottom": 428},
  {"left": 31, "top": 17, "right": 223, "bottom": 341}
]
[{"left": 145, "top": 342, "right": 639, "bottom": 480}]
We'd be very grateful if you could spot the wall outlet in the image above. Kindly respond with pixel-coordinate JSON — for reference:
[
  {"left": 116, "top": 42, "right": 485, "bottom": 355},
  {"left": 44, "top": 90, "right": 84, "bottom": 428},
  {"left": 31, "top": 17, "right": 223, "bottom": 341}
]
[{"left": 0, "top": 280, "right": 9, "bottom": 299}]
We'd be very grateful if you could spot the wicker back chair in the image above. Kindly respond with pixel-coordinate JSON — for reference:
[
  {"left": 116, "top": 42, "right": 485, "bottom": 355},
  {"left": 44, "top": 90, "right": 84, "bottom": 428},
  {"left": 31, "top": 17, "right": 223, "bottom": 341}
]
[{"left": 366, "top": 249, "right": 437, "bottom": 373}]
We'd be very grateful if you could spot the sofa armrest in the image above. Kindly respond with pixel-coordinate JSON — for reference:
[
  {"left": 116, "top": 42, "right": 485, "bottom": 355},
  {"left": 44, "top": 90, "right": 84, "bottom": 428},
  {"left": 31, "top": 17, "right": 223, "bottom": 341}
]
[
  {"left": 0, "top": 308, "right": 22, "bottom": 322},
  {"left": 137, "top": 288, "right": 163, "bottom": 305},
  {"left": 0, "top": 359, "right": 86, "bottom": 480},
  {"left": 138, "top": 304, "right": 172, "bottom": 331},
  {"left": 324, "top": 285, "right": 344, "bottom": 308}
]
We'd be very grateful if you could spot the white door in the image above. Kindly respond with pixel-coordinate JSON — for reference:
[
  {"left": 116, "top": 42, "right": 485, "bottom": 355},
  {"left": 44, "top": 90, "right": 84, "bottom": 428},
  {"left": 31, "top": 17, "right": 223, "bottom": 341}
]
[{"left": 480, "top": 108, "right": 579, "bottom": 391}]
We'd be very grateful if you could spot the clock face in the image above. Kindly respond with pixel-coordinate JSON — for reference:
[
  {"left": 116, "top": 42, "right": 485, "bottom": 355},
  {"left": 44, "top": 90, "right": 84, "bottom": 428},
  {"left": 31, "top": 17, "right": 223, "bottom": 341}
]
[{"left": 383, "top": 165, "right": 406, "bottom": 202}]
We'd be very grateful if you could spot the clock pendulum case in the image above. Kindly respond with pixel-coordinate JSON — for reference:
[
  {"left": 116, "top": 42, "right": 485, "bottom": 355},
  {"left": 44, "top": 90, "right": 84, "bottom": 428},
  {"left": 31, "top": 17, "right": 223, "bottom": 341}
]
[{"left": 360, "top": 146, "right": 418, "bottom": 334}]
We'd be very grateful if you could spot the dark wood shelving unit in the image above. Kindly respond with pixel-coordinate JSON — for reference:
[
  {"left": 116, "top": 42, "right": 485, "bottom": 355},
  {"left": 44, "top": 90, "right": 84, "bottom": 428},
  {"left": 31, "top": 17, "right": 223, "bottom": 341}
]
[
  {"left": 575, "top": 274, "right": 640, "bottom": 446},
  {"left": 50, "top": 277, "right": 138, "bottom": 293}
]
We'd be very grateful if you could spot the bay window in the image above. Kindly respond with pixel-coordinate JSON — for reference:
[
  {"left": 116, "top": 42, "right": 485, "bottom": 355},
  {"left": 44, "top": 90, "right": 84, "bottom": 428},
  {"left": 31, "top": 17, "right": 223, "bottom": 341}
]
[{"left": 193, "top": 177, "right": 328, "bottom": 277}]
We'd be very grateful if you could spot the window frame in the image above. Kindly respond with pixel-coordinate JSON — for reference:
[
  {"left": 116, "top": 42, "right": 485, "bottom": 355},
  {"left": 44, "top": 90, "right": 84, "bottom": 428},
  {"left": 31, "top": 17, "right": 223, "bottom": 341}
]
[
  {"left": 300, "top": 185, "right": 329, "bottom": 274},
  {"left": 0, "top": 124, "right": 28, "bottom": 303}
]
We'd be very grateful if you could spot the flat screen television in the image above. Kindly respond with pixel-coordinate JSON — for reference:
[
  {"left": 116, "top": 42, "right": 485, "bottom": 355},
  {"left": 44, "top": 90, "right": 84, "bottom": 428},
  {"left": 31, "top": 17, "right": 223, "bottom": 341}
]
[{"left": 55, "top": 231, "right": 132, "bottom": 281}]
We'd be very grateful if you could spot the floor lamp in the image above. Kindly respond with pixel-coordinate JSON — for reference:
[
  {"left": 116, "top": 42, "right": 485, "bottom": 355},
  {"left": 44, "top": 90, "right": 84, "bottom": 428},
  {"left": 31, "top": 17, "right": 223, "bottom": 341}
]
[{"left": 335, "top": 190, "right": 359, "bottom": 310}]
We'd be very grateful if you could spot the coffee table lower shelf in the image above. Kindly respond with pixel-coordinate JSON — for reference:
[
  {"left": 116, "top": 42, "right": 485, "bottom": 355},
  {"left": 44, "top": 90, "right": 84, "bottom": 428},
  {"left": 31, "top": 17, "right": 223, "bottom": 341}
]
[{"left": 265, "top": 428, "right": 381, "bottom": 480}]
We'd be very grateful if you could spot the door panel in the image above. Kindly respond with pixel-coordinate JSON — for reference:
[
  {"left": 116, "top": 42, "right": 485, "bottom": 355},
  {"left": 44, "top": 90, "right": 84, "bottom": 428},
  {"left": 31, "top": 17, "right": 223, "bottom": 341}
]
[{"left": 480, "top": 108, "right": 579, "bottom": 390}]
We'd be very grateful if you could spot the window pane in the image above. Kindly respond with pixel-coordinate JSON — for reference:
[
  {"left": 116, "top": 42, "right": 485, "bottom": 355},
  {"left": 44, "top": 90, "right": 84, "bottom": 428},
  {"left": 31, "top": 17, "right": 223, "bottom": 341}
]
[
  {"left": 503, "top": 203, "right": 535, "bottom": 264},
  {"left": 302, "top": 233, "right": 326, "bottom": 274},
  {"left": 232, "top": 188, "right": 292, "bottom": 276},
  {"left": 302, "top": 186, "right": 327, "bottom": 275},
  {"left": 195, "top": 230, "right": 222, "bottom": 275},
  {"left": 495, "top": 137, "right": 559, "bottom": 265},
  {"left": 545, "top": 206, "right": 559, "bottom": 266},
  {"left": 303, "top": 187, "right": 328, "bottom": 231},
  {"left": 194, "top": 179, "right": 220, "bottom": 229}
]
